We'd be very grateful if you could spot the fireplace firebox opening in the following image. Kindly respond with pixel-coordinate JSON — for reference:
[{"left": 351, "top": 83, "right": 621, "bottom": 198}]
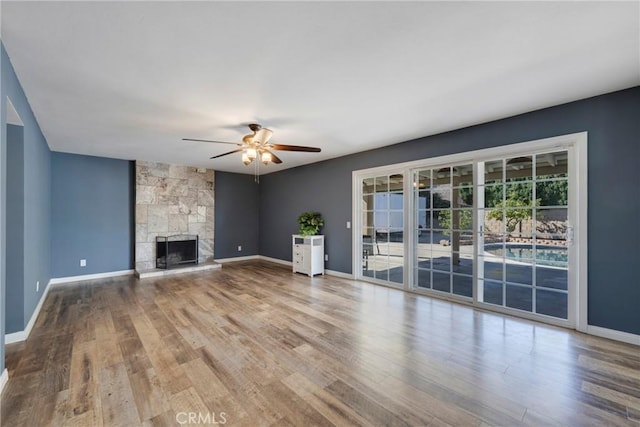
[{"left": 156, "top": 235, "right": 198, "bottom": 269}]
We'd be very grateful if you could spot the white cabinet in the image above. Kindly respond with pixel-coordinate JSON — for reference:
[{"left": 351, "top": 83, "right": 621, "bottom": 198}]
[{"left": 292, "top": 235, "right": 324, "bottom": 276}]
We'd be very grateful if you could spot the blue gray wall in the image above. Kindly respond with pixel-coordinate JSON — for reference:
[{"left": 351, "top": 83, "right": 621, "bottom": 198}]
[
  {"left": 214, "top": 171, "right": 260, "bottom": 259},
  {"left": 1, "top": 43, "right": 52, "bottom": 335},
  {"left": 6, "top": 124, "right": 24, "bottom": 333},
  {"left": 51, "top": 153, "right": 134, "bottom": 277},
  {"left": 259, "top": 86, "right": 640, "bottom": 335}
]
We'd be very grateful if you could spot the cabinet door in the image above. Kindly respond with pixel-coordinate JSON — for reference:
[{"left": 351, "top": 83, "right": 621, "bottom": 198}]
[{"left": 301, "top": 247, "right": 311, "bottom": 270}]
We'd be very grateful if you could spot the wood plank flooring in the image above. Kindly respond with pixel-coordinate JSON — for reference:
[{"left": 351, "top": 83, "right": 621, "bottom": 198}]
[{"left": 2, "top": 260, "right": 639, "bottom": 426}]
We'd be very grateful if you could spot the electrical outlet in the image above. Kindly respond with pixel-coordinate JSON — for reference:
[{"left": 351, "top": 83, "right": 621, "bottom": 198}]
[
  {"left": 36, "top": 281, "right": 40, "bottom": 292},
  {"left": 237, "top": 245, "right": 242, "bottom": 252},
  {"left": 347, "top": 221, "right": 351, "bottom": 229},
  {"left": 324, "top": 254, "right": 328, "bottom": 261},
  {"left": 80, "top": 259, "right": 87, "bottom": 267}
]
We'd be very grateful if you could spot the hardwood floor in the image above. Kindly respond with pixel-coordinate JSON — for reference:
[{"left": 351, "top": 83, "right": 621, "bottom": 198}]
[{"left": 2, "top": 260, "right": 639, "bottom": 426}]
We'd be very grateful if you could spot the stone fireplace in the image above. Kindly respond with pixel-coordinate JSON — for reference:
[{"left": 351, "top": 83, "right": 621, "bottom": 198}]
[{"left": 135, "top": 161, "right": 214, "bottom": 273}]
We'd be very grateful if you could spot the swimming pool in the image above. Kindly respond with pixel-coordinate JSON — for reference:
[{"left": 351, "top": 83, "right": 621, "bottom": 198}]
[{"left": 484, "top": 244, "right": 568, "bottom": 267}]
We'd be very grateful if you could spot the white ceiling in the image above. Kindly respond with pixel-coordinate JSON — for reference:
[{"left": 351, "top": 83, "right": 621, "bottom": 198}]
[{"left": 1, "top": 1, "right": 639, "bottom": 174}]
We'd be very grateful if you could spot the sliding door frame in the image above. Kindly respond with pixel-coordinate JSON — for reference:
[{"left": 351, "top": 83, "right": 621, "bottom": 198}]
[{"left": 352, "top": 132, "right": 588, "bottom": 331}]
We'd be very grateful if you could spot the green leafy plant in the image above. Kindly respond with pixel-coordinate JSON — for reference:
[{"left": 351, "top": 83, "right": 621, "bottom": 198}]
[{"left": 297, "top": 212, "right": 324, "bottom": 236}]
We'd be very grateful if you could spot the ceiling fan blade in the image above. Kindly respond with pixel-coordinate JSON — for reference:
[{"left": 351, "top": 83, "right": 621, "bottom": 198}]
[
  {"left": 210, "top": 148, "right": 244, "bottom": 159},
  {"left": 264, "top": 149, "right": 283, "bottom": 164},
  {"left": 183, "top": 138, "right": 241, "bottom": 146},
  {"left": 269, "top": 144, "right": 321, "bottom": 153}
]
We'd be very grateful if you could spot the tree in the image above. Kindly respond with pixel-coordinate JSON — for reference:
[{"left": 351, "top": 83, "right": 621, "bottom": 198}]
[
  {"left": 487, "top": 196, "right": 539, "bottom": 232},
  {"left": 437, "top": 210, "right": 472, "bottom": 234}
]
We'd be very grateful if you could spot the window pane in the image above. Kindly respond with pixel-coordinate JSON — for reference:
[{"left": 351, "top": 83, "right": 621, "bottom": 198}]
[
  {"left": 483, "top": 280, "right": 503, "bottom": 305},
  {"left": 536, "top": 289, "right": 568, "bottom": 319},
  {"left": 374, "top": 193, "right": 389, "bottom": 210},
  {"left": 433, "top": 189, "right": 452, "bottom": 208},
  {"left": 415, "top": 170, "right": 431, "bottom": 189},
  {"left": 362, "top": 193, "right": 374, "bottom": 210},
  {"left": 376, "top": 232, "right": 389, "bottom": 244},
  {"left": 416, "top": 268, "right": 431, "bottom": 289},
  {"left": 388, "top": 228, "right": 403, "bottom": 243},
  {"left": 417, "top": 210, "right": 431, "bottom": 230},
  {"left": 505, "top": 182, "right": 533, "bottom": 206},
  {"left": 453, "top": 274, "right": 473, "bottom": 297},
  {"left": 485, "top": 160, "right": 504, "bottom": 184},
  {"left": 417, "top": 190, "right": 431, "bottom": 209},
  {"left": 389, "top": 174, "right": 403, "bottom": 192},
  {"left": 506, "top": 284, "right": 532, "bottom": 312},
  {"left": 536, "top": 180, "right": 568, "bottom": 207},
  {"left": 389, "top": 211, "right": 403, "bottom": 228},
  {"left": 389, "top": 192, "right": 404, "bottom": 209},
  {"left": 375, "top": 175, "right": 388, "bottom": 193},
  {"left": 362, "top": 177, "right": 374, "bottom": 193},
  {"left": 452, "top": 251, "right": 473, "bottom": 276},
  {"left": 479, "top": 256, "right": 503, "bottom": 281},
  {"left": 536, "top": 208, "right": 567, "bottom": 234},
  {"left": 536, "top": 151, "right": 568, "bottom": 179},
  {"left": 375, "top": 268, "right": 389, "bottom": 281},
  {"left": 506, "top": 156, "right": 533, "bottom": 182},
  {"left": 389, "top": 265, "right": 403, "bottom": 284},
  {"left": 433, "top": 210, "right": 450, "bottom": 230},
  {"left": 453, "top": 164, "right": 473, "bottom": 187},
  {"left": 536, "top": 266, "right": 568, "bottom": 291},
  {"left": 432, "top": 272, "right": 451, "bottom": 292},
  {"left": 482, "top": 208, "right": 505, "bottom": 234},
  {"left": 533, "top": 244, "right": 568, "bottom": 269},
  {"left": 504, "top": 244, "right": 534, "bottom": 264},
  {"left": 433, "top": 167, "right": 452, "bottom": 186},
  {"left": 483, "top": 185, "right": 503, "bottom": 208},
  {"left": 454, "top": 186, "right": 473, "bottom": 207},
  {"left": 432, "top": 246, "right": 451, "bottom": 272},
  {"left": 374, "top": 211, "right": 388, "bottom": 228},
  {"left": 416, "top": 243, "right": 431, "bottom": 269},
  {"left": 451, "top": 209, "right": 473, "bottom": 231},
  {"left": 506, "top": 263, "right": 533, "bottom": 286}
]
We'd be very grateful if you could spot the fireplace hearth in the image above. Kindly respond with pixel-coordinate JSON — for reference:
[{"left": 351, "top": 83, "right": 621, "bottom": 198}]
[{"left": 156, "top": 235, "right": 199, "bottom": 269}]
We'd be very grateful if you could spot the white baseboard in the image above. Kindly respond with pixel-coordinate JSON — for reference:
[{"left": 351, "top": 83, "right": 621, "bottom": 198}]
[
  {"left": 5, "top": 330, "right": 26, "bottom": 345},
  {"left": 257, "top": 256, "right": 353, "bottom": 279},
  {"left": 5, "top": 269, "right": 134, "bottom": 344},
  {"left": 325, "top": 269, "right": 354, "bottom": 279},
  {"left": 586, "top": 325, "right": 640, "bottom": 346},
  {"left": 214, "top": 255, "right": 260, "bottom": 263},
  {"left": 49, "top": 269, "right": 134, "bottom": 285},
  {"left": 257, "top": 255, "right": 293, "bottom": 266},
  {"left": 5, "top": 277, "right": 53, "bottom": 344},
  {"left": 0, "top": 369, "right": 8, "bottom": 395}
]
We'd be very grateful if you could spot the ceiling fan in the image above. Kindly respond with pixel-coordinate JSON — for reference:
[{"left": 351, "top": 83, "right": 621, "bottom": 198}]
[{"left": 183, "top": 123, "right": 321, "bottom": 167}]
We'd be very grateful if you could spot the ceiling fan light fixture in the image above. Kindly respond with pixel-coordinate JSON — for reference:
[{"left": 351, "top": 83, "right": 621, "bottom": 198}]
[
  {"left": 261, "top": 151, "right": 272, "bottom": 165},
  {"left": 246, "top": 147, "right": 257, "bottom": 161},
  {"left": 242, "top": 152, "right": 251, "bottom": 165}
]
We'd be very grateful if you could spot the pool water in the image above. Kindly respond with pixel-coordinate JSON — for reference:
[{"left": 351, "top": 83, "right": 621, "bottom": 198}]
[{"left": 485, "top": 244, "right": 568, "bottom": 267}]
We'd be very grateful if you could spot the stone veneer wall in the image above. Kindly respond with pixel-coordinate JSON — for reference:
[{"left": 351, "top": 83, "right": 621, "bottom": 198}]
[{"left": 135, "top": 161, "right": 214, "bottom": 271}]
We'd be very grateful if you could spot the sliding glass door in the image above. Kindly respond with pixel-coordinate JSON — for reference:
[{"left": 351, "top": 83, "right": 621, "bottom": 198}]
[
  {"left": 477, "top": 151, "right": 569, "bottom": 319},
  {"left": 354, "top": 134, "right": 584, "bottom": 328},
  {"left": 414, "top": 165, "right": 474, "bottom": 298},
  {"left": 361, "top": 173, "right": 404, "bottom": 286}
]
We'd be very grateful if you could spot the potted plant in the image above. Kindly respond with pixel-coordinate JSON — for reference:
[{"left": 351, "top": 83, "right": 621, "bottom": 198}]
[{"left": 297, "top": 212, "right": 324, "bottom": 236}]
